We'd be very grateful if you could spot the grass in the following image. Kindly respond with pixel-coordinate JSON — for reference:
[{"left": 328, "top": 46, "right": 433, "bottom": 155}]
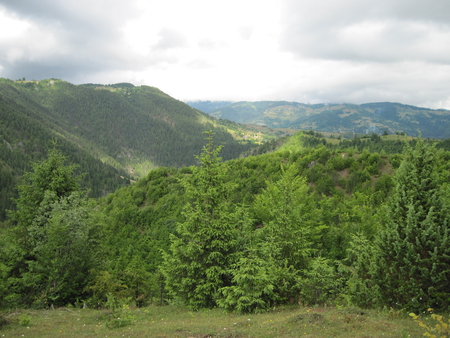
[{"left": 0, "top": 305, "right": 429, "bottom": 338}]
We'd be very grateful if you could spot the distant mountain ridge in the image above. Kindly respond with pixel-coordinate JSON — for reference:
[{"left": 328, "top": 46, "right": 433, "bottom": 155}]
[
  {"left": 185, "top": 100, "right": 234, "bottom": 113},
  {"left": 188, "top": 101, "right": 450, "bottom": 139}
]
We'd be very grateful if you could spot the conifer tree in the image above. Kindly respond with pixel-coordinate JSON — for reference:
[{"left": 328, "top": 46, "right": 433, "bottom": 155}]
[
  {"left": 233, "top": 164, "right": 321, "bottom": 305},
  {"left": 253, "top": 164, "right": 318, "bottom": 271},
  {"left": 3, "top": 148, "right": 98, "bottom": 306},
  {"left": 373, "top": 137, "right": 450, "bottom": 311},
  {"left": 11, "top": 147, "right": 81, "bottom": 242},
  {"left": 161, "top": 132, "right": 248, "bottom": 309}
]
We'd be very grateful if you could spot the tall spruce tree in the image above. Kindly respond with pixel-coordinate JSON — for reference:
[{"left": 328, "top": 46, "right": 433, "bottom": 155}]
[
  {"left": 161, "top": 132, "right": 249, "bottom": 309},
  {"left": 374, "top": 137, "right": 450, "bottom": 311}
]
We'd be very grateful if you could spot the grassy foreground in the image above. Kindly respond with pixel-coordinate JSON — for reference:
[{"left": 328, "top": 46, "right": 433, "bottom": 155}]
[{"left": 0, "top": 304, "right": 431, "bottom": 337}]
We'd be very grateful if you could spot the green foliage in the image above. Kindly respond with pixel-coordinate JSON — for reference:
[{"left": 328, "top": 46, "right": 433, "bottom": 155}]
[
  {"left": 102, "top": 293, "right": 136, "bottom": 329},
  {"left": 4, "top": 104, "right": 450, "bottom": 316},
  {"left": 0, "top": 314, "right": 7, "bottom": 328},
  {"left": 373, "top": 137, "right": 450, "bottom": 311},
  {"left": 410, "top": 309, "right": 450, "bottom": 338},
  {"left": 319, "top": 193, "right": 380, "bottom": 262},
  {"left": 342, "top": 233, "right": 379, "bottom": 308},
  {"left": 389, "top": 154, "right": 404, "bottom": 168},
  {"left": 10, "top": 148, "right": 81, "bottom": 231},
  {"left": 19, "top": 313, "right": 31, "bottom": 326},
  {"left": 161, "top": 132, "right": 250, "bottom": 309},
  {"left": 86, "top": 270, "right": 128, "bottom": 306},
  {"left": 25, "top": 192, "right": 101, "bottom": 306},
  {"left": 253, "top": 165, "right": 318, "bottom": 270},
  {"left": 299, "top": 257, "right": 341, "bottom": 306},
  {"left": 3, "top": 148, "right": 101, "bottom": 307},
  {"left": 0, "top": 79, "right": 256, "bottom": 220},
  {"left": 218, "top": 248, "right": 277, "bottom": 313}
]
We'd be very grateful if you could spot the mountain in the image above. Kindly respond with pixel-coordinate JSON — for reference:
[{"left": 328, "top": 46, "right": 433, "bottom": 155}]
[
  {"left": 0, "top": 78, "right": 253, "bottom": 220},
  {"left": 184, "top": 100, "right": 234, "bottom": 113},
  {"left": 197, "top": 101, "right": 450, "bottom": 139}
]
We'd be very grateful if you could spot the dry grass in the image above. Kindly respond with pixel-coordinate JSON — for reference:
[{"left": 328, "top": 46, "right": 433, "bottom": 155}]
[{"left": 0, "top": 305, "right": 429, "bottom": 338}]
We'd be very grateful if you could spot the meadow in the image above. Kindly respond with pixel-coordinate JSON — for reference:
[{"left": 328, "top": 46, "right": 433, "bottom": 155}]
[{"left": 0, "top": 304, "right": 433, "bottom": 338}]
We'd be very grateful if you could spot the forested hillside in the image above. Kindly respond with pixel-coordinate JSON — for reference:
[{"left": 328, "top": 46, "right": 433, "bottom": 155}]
[
  {"left": 198, "top": 100, "right": 450, "bottom": 138},
  {"left": 0, "top": 78, "right": 254, "bottom": 220},
  {"left": 2, "top": 130, "right": 449, "bottom": 315},
  {"left": 185, "top": 100, "right": 233, "bottom": 113}
]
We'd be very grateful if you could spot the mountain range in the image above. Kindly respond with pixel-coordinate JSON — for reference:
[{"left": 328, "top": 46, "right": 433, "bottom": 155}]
[{"left": 186, "top": 101, "right": 450, "bottom": 139}]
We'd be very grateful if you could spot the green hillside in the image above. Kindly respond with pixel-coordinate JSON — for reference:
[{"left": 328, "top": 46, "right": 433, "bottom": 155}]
[
  {"left": 0, "top": 78, "right": 254, "bottom": 220},
  {"left": 1, "top": 127, "right": 450, "bottom": 323},
  {"left": 2, "top": 78, "right": 450, "bottom": 323},
  {"left": 199, "top": 100, "right": 450, "bottom": 138}
]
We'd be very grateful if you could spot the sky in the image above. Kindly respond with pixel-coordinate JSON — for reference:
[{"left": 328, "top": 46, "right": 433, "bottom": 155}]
[{"left": 0, "top": 0, "right": 450, "bottom": 109}]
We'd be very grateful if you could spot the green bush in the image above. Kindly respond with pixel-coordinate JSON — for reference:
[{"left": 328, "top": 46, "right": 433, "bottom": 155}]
[{"left": 299, "top": 257, "right": 341, "bottom": 306}]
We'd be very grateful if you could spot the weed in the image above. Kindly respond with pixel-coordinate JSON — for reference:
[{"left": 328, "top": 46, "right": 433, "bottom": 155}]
[
  {"left": 105, "top": 314, "right": 135, "bottom": 329},
  {"left": 19, "top": 313, "right": 31, "bottom": 326},
  {"left": 102, "top": 293, "right": 136, "bottom": 329},
  {"left": 410, "top": 308, "right": 450, "bottom": 338}
]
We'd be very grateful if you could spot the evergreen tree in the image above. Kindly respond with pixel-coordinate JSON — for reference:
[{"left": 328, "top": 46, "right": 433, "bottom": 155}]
[
  {"left": 373, "top": 137, "right": 450, "bottom": 311},
  {"left": 3, "top": 148, "right": 99, "bottom": 306},
  {"left": 24, "top": 192, "right": 101, "bottom": 306},
  {"left": 11, "top": 148, "right": 81, "bottom": 239},
  {"left": 218, "top": 245, "right": 278, "bottom": 313},
  {"left": 161, "top": 132, "right": 249, "bottom": 309},
  {"left": 253, "top": 165, "right": 319, "bottom": 271},
  {"left": 219, "top": 165, "right": 328, "bottom": 312}
]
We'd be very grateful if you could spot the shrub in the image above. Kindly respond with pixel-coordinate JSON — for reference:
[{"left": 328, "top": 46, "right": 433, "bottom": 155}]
[{"left": 299, "top": 257, "right": 341, "bottom": 306}]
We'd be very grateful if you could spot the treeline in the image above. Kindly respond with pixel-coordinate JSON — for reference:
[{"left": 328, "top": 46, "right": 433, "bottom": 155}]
[{"left": 1, "top": 131, "right": 449, "bottom": 313}]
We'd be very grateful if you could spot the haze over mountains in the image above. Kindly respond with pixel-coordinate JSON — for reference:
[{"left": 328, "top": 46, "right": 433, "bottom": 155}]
[{"left": 187, "top": 101, "right": 450, "bottom": 139}]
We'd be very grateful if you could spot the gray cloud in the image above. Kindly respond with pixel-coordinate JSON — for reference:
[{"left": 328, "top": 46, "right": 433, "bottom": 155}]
[
  {"left": 0, "top": 0, "right": 449, "bottom": 109},
  {"left": 280, "top": 0, "right": 450, "bottom": 63},
  {"left": 0, "top": 0, "right": 143, "bottom": 81}
]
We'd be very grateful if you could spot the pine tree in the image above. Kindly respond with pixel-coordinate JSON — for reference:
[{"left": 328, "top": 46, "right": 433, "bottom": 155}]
[
  {"left": 373, "top": 137, "right": 450, "bottom": 311},
  {"left": 161, "top": 132, "right": 248, "bottom": 309}
]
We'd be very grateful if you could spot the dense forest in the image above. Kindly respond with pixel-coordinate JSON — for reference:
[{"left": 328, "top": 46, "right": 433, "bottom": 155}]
[
  {"left": 0, "top": 78, "right": 256, "bottom": 221},
  {"left": 1, "top": 130, "right": 449, "bottom": 314}
]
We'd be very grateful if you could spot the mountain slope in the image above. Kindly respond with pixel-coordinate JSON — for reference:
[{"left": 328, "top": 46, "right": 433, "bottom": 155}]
[
  {"left": 201, "top": 101, "right": 450, "bottom": 138},
  {"left": 0, "top": 78, "right": 254, "bottom": 221},
  {"left": 1, "top": 79, "right": 253, "bottom": 172},
  {"left": 0, "top": 83, "right": 130, "bottom": 220}
]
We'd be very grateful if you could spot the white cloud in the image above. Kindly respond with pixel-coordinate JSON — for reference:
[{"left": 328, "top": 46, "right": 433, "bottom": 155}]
[{"left": 0, "top": 0, "right": 449, "bottom": 109}]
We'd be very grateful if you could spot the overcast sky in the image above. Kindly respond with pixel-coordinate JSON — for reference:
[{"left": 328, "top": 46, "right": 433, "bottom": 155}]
[{"left": 1, "top": 0, "right": 449, "bottom": 109}]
